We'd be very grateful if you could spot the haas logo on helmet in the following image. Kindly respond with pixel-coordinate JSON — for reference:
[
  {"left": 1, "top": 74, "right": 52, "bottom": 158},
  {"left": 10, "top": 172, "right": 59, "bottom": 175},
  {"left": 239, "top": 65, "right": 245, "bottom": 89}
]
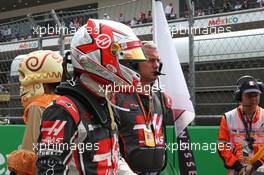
[{"left": 96, "top": 34, "right": 112, "bottom": 49}]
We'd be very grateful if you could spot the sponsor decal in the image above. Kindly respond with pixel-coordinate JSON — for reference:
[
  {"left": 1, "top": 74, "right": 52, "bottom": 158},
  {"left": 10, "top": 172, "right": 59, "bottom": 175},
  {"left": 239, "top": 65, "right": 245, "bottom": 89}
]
[
  {"left": 18, "top": 41, "right": 38, "bottom": 49},
  {"left": 208, "top": 16, "right": 239, "bottom": 26},
  {"left": 41, "top": 120, "right": 67, "bottom": 144}
]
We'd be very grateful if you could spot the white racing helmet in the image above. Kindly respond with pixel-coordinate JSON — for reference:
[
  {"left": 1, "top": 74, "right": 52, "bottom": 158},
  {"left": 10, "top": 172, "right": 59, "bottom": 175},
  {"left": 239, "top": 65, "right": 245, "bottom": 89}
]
[{"left": 70, "top": 18, "right": 146, "bottom": 96}]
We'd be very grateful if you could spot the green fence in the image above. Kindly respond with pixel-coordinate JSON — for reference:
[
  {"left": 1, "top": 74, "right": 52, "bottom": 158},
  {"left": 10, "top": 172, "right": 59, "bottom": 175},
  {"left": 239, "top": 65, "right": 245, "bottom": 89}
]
[{"left": 0, "top": 125, "right": 227, "bottom": 175}]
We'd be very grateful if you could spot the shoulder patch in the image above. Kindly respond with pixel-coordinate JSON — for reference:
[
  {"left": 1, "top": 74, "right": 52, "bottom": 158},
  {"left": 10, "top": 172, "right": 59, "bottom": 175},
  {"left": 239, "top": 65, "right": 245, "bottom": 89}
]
[{"left": 55, "top": 96, "right": 80, "bottom": 124}]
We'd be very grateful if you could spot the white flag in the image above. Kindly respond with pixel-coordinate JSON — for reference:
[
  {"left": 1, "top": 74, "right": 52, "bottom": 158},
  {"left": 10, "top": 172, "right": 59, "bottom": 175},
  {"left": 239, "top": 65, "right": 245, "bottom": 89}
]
[{"left": 152, "top": 0, "right": 195, "bottom": 137}]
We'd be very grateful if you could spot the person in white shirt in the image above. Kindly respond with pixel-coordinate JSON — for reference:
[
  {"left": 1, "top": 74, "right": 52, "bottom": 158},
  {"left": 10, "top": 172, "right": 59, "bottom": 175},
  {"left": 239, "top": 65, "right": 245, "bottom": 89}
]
[
  {"left": 118, "top": 13, "right": 125, "bottom": 23},
  {"left": 130, "top": 17, "right": 137, "bottom": 26},
  {"left": 164, "top": 3, "right": 173, "bottom": 20}
]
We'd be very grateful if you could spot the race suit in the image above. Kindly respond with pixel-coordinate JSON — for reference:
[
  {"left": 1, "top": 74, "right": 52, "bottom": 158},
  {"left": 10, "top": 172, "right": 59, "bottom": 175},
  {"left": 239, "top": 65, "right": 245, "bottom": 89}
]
[
  {"left": 36, "top": 82, "right": 119, "bottom": 175},
  {"left": 114, "top": 91, "right": 173, "bottom": 174},
  {"left": 218, "top": 105, "right": 264, "bottom": 174}
]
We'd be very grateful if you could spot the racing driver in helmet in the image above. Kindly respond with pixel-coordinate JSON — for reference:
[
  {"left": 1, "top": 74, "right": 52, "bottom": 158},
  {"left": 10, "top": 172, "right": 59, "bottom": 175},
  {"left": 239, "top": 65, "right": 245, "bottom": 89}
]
[{"left": 36, "top": 18, "right": 146, "bottom": 175}]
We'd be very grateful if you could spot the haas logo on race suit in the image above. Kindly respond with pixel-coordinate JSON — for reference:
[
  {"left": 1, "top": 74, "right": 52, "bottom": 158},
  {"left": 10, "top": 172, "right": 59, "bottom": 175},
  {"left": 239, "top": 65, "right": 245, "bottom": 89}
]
[
  {"left": 134, "top": 113, "right": 164, "bottom": 146},
  {"left": 152, "top": 114, "right": 164, "bottom": 146},
  {"left": 41, "top": 120, "right": 67, "bottom": 144}
]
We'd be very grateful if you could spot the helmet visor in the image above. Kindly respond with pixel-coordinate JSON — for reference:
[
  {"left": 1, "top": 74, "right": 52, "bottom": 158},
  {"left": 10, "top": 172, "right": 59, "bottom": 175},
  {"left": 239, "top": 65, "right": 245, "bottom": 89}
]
[{"left": 119, "top": 47, "right": 146, "bottom": 61}]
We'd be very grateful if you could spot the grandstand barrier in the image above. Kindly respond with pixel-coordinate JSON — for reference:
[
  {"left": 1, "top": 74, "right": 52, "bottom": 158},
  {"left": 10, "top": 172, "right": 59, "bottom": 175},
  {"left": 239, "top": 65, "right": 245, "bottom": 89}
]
[
  {"left": 1, "top": 27, "right": 263, "bottom": 63},
  {"left": 0, "top": 125, "right": 227, "bottom": 175}
]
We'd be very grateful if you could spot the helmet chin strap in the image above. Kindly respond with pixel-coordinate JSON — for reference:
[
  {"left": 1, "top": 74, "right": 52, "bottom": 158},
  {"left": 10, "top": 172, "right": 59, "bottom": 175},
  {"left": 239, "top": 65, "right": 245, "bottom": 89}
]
[{"left": 104, "top": 89, "right": 131, "bottom": 112}]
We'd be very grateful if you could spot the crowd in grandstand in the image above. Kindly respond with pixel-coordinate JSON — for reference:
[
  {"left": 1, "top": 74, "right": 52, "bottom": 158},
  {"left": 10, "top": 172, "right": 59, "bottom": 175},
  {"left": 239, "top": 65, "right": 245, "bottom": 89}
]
[
  {"left": 186, "top": 0, "right": 263, "bottom": 17},
  {"left": 0, "top": 0, "right": 263, "bottom": 43}
]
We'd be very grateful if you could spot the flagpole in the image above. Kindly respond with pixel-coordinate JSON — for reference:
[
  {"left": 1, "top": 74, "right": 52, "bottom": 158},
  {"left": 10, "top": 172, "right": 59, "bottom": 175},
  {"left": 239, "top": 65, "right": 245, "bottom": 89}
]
[{"left": 186, "top": 0, "right": 196, "bottom": 120}]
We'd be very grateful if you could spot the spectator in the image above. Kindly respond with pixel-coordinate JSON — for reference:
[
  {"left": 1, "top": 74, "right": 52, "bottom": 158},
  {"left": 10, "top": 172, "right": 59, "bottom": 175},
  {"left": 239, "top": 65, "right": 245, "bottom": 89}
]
[
  {"left": 234, "top": 0, "right": 242, "bottom": 10},
  {"left": 164, "top": 3, "right": 173, "bottom": 20},
  {"left": 68, "top": 18, "right": 75, "bottom": 29},
  {"left": 256, "top": 0, "right": 264, "bottom": 7},
  {"left": 262, "top": 0, "right": 264, "bottom": 7},
  {"left": 83, "top": 15, "right": 89, "bottom": 23},
  {"left": 241, "top": 0, "right": 249, "bottom": 9},
  {"left": 208, "top": 0, "right": 217, "bottom": 14},
  {"left": 184, "top": 9, "right": 189, "bottom": 18},
  {"left": 147, "top": 10, "right": 152, "bottom": 22},
  {"left": 2, "top": 25, "right": 12, "bottom": 37},
  {"left": 197, "top": 9, "right": 205, "bottom": 16},
  {"left": 74, "top": 17, "right": 80, "bottom": 29},
  {"left": 118, "top": 13, "right": 125, "bottom": 23},
  {"left": 183, "top": 3, "right": 189, "bottom": 18},
  {"left": 223, "top": 0, "right": 233, "bottom": 12},
  {"left": 15, "top": 33, "right": 20, "bottom": 41},
  {"left": 78, "top": 16, "right": 83, "bottom": 26},
  {"left": 130, "top": 17, "right": 138, "bottom": 26},
  {"left": 0, "top": 85, "right": 8, "bottom": 93},
  {"left": 103, "top": 13, "right": 111, "bottom": 20},
  {"left": 139, "top": 12, "right": 147, "bottom": 23},
  {"left": 61, "top": 20, "right": 66, "bottom": 28}
]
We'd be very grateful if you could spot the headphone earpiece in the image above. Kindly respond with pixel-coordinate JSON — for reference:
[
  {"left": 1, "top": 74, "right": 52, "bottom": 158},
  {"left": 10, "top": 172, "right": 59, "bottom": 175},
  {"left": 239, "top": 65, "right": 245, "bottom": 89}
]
[
  {"left": 257, "top": 81, "right": 264, "bottom": 93},
  {"left": 234, "top": 75, "right": 254, "bottom": 102},
  {"left": 234, "top": 88, "right": 242, "bottom": 102}
]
